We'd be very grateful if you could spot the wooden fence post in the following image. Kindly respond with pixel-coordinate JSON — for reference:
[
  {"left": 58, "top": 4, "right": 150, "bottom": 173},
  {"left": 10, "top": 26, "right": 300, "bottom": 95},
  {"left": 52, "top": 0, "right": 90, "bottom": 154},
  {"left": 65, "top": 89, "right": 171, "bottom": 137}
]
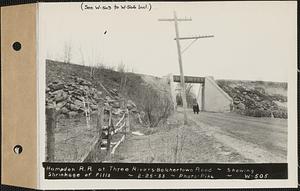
[
  {"left": 126, "top": 109, "right": 130, "bottom": 132},
  {"left": 96, "top": 106, "right": 103, "bottom": 151},
  {"left": 46, "top": 108, "right": 56, "bottom": 162},
  {"left": 106, "top": 108, "right": 112, "bottom": 154}
]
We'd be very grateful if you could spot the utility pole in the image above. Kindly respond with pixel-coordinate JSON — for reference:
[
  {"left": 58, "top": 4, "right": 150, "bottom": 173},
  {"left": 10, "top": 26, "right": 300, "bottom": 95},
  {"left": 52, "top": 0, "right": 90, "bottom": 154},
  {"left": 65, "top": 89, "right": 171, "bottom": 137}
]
[
  {"left": 159, "top": 11, "right": 214, "bottom": 125},
  {"left": 159, "top": 11, "right": 190, "bottom": 125}
]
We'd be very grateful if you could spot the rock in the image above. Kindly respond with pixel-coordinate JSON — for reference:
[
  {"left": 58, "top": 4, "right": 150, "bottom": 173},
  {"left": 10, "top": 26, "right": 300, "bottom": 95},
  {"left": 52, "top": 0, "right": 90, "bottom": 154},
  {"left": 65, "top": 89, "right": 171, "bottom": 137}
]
[
  {"left": 46, "top": 102, "right": 55, "bottom": 108},
  {"left": 56, "top": 101, "right": 67, "bottom": 109},
  {"left": 81, "top": 80, "right": 92, "bottom": 86},
  {"left": 54, "top": 91, "right": 68, "bottom": 103},
  {"left": 78, "top": 108, "right": 85, "bottom": 113},
  {"left": 105, "top": 96, "right": 115, "bottom": 103},
  {"left": 109, "top": 88, "right": 118, "bottom": 96},
  {"left": 233, "top": 98, "right": 240, "bottom": 104},
  {"left": 140, "top": 111, "right": 145, "bottom": 118},
  {"left": 68, "top": 103, "right": 80, "bottom": 111},
  {"left": 130, "top": 107, "right": 138, "bottom": 113},
  {"left": 111, "top": 101, "right": 120, "bottom": 108},
  {"left": 76, "top": 77, "right": 92, "bottom": 86},
  {"left": 237, "top": 103, "right": 246, "bottom": 110},
  {"left": 113, "top": 95, "right": 120, "bottom": 100},
  {"left": 73, "top": 99, "right": 83, "bottom": 108},
  {"left": 132, "top": 131, "right": 144, "bottom": 136},
  {"left": 112, "top": 108, "right": 123, "bottom": 115},
  {"left": 93, "top": 91, "right": 102, "bottom": 99},
  {"left": 51, "top": 83, "right": 65, "bottom": 91},
  {"left": 90, "top": 104, "right": 98, "bottom": 110},
  {"left": 73, "top": 95, "right": 83, "bottom": 101},
  {"left": 46, "top": 76, "right": 141, "bottom": 119},
  {"left": 89, "top": 98, "right": 97, "bottom": 105},
  {"left": 91, "top": 110, "right": 98, "bottom": 115},
  {"left": 68, "top": 111, "right": 78, "bottom": 118},
  {"left": 60, "top": 107, "right": 69, "bottom": 115},
  {"left": 75, "top": 77, "right": 83, "bottom": 83},
  {"left": 127, "top": 100, "right": 136, "bottom": 110},
  {"left": 83, "top": 86, "right": 90, "bottom": 92},
  {"left": 136, "top": 113, "right": 143, "bottom": 124}
]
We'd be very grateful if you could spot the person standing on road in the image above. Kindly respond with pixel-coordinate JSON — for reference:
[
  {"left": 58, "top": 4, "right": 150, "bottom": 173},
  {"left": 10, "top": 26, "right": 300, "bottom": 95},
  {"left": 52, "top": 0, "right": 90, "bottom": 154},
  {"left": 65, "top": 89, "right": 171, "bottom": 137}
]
[
  {"left": 193, "top": 104, "right": 196, "bottom": 114},
  {"left": 196, "top": 103, "right": 200, "bottom": 114}
]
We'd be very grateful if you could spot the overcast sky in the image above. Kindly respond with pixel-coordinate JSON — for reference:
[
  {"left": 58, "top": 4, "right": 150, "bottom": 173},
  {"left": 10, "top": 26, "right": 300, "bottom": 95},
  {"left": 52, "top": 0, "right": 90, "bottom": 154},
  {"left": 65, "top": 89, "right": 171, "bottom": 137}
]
[{"left": 39, "top": 1, "right": 296, "bottom": 82}]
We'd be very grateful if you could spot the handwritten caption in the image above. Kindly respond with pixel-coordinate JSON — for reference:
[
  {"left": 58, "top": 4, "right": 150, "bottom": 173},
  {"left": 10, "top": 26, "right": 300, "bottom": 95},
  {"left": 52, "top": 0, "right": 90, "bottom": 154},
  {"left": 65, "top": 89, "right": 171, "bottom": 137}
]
[
  {"left": 43, "top": 163, "right": 287, "bottom": 180},
  {"left": 81, "top": 2, "right": 152, "bottom": 12}
]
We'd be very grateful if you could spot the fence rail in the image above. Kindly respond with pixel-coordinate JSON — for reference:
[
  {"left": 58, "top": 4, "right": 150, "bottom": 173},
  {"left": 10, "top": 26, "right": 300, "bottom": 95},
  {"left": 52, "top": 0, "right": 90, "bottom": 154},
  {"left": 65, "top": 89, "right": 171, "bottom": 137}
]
[{"left": 46, "top": 102, "right": 131, "bottom": 162}]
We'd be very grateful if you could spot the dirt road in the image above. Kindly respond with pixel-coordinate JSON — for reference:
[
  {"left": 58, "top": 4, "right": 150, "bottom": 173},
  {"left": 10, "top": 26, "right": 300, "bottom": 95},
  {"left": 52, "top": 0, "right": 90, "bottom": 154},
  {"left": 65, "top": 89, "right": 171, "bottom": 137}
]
[
  {"left": 188, "top": 110, "right": 287, "bottom": 163},
  {"left": 112, "top": 110, "right": 287, "bottom": 163}
]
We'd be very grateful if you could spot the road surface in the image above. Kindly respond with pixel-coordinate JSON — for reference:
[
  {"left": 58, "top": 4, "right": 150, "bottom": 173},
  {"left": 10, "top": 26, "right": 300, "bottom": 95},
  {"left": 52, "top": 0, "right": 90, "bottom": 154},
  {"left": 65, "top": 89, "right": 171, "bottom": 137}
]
[
  {"left": 113, "top": 110, "right": 287, "bottom": 163},
  {"left": 187, "top": 110, "right": 287, "bottom": 163}
]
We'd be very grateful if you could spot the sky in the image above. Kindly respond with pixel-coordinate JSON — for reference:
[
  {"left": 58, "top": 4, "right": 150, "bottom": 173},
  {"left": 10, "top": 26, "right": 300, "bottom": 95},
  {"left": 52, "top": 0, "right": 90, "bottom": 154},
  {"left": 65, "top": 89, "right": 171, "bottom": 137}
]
[{"left": 39, "top": 1, "right": 296, "bottom": 82}]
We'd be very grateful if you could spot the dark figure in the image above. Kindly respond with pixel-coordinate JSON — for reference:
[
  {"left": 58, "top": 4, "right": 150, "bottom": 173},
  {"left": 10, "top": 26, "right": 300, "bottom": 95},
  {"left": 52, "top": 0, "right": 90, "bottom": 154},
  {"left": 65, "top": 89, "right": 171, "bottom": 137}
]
[
  {"left": 196, "top": 103, "right": 200, "bottom": 114},
  {"left": 193, "top": 105, "right": 197, "bottom": 114},
  {"left": 192, "top": 103, "right": 200, "bottom": 114}
]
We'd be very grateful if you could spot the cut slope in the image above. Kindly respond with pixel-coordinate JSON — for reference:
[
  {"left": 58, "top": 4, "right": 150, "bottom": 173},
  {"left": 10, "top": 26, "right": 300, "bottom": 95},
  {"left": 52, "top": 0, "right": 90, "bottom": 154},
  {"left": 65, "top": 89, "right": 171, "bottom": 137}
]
[
  {"left": 46, "top": 59, "right": 173, "bottom": 125},
  {"left": 216, "top": 79, "right": 287, "bottom": 118}
]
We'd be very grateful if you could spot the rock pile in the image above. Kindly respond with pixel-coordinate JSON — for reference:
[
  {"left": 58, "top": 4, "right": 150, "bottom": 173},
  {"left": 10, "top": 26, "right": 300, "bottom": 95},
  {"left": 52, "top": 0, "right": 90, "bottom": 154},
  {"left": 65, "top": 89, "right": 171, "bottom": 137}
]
[
  {"left": 218, "top": 82, "right": 288, "bottom": 118},
  {"left": 220, "top": 85, "right": 277, "bottom": 110},
  {"left": 46, "top": 77, "right": 138, "bottom": 118}
]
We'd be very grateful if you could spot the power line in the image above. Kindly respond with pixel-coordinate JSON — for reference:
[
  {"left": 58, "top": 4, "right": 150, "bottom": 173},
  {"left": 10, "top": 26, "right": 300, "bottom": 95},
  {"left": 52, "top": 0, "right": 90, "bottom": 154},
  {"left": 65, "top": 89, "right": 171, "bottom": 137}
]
[{"left": 158, "top": 11, "right": 214, "bottom": 125}]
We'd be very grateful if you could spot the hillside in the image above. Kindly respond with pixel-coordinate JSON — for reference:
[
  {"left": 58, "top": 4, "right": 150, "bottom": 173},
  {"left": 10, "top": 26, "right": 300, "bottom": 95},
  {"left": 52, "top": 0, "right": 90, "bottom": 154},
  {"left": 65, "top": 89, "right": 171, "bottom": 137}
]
[
  {"left": 46, "top": 59, "right": 173, "bottom": 126},
  {"left": 216, "top": 79, "right": 287, "bottom": 118}
]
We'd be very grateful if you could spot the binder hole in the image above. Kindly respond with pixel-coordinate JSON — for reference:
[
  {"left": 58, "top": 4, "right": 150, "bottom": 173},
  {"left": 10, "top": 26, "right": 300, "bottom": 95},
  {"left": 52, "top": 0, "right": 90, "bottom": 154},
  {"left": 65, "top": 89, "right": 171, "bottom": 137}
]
[
  {"left": 13, "top": 145, "right": 23, "bottom": 154},
  {"left": 12, "top": 42, "right": 22, "bottom": 51}
]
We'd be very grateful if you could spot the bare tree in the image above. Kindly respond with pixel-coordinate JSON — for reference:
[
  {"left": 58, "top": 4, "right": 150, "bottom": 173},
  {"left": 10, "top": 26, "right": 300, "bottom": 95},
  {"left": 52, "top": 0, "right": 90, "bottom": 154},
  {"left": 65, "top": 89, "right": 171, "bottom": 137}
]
[
  {"left": 64, "top": 42, "right": 72, "bottom": 63},
  {"left": 176, "top": 83, "right": 195, "bottom": 108},
  {"left": 79, "top": 46, "right": 85, "bottom": 66},
  {"left": 86, "top": 48, "right": 101, "bottom": 79},
  {"left": 140, "top": 85, "right": 173, "bottom": 127},
  {"left": 117, "top": 61, "right": 126, "bottom": 73},
  {"left": 185, "top": 83, "right": 196, "bottom": 108}
]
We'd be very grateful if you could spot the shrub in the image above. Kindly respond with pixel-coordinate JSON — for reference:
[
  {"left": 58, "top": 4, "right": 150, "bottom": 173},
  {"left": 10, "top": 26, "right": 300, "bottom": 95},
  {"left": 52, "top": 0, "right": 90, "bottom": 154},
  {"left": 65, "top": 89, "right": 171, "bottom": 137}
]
[
  {"left": 244, "top": 109, "right": 272, "bottom": 117},
  {"left": 141, "top": 86, "right": 173, "bottom": 127},
  {"left": 273, "top": 110, "right": 288, "bottom": 119}
]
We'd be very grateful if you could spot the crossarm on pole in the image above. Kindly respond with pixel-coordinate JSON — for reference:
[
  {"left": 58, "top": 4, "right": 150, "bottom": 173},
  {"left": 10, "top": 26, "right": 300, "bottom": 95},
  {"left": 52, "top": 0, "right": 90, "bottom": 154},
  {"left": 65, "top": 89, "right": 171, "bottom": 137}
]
[
  {"left": 174, "top": 35, "right": 214, "bottom": 40},
  {"left": 158, "top": 18, "right": 192, "bottom": 22}
]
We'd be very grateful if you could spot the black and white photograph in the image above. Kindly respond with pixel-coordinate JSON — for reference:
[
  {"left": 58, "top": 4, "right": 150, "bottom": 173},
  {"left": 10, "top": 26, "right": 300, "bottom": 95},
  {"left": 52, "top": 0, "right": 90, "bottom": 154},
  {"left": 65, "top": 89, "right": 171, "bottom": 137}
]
[{"left": 38, "top": 1, "right": 297, "bottom": 188}]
